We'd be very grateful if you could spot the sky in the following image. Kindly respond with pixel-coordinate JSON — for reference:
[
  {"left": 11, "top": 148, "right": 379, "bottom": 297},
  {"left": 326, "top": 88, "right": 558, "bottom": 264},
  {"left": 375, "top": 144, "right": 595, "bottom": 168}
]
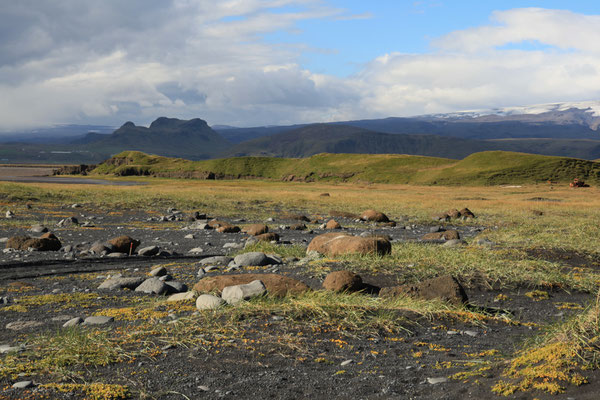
[{"left": 1, "top": 0, "right": 600, "bottom": 131}]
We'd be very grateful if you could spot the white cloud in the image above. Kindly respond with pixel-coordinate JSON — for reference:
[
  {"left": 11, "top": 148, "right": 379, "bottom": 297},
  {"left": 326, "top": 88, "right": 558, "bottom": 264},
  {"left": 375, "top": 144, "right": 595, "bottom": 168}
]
[{"left": 1, "top": 5, "right": 600, "bottom": 131}]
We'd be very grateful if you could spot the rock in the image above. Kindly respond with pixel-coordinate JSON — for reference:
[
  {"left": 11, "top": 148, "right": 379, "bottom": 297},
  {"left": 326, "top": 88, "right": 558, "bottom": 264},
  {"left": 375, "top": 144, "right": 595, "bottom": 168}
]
[
  {"left": 167, "top": 292, "right": 196, "bottom": 302},
  {"left": 6, "top": 321, "right": 44, "bottom": 330},
  {"left": 341, "top": 359, "right": 353, "bottom": 366},
  {"left": 216, "top": 225, "right": 241, "bottom": 233},
  {"left": 90, "top": 241, "right": 112, "bottom": 254},
  {"left": 196, "top": 294, "right": 225, "bottom": 310},
  {"left": 429, "top": 226, "right": 443, "bottom": 233},
  {"left": 12, "top": 381, "right": 34, "bottom": 389},
  {"left": 138, "top": 246, "right": 160, "bottom": 256},
  {"left": 83, "top": 316, "right": 114, "bottom": 325},
  {"left": 158, "top": 274, "right": 173, "bottom": 281},
  {"left": 442, "top": 239, "right": 464, "bottom": 247},
  {"left": 98, "top": 277, "right": 145, "bottom": 290},
  {"left": 255, "top": 232, "right": 280, "bottom": 242},
  {"left": 290, "top": 223, "right": 307, "bottom": 230},
  {"left": 57, "top": 216, "right": 79, "bottom": 226},
  {"left": 29, "top": 224, "right": 48, "bottom": 233},
  {"left": 0, "top": 344, "right": 23, "bottom": 354},
  {"left": 243, "top": 224, "right": 269, "bottom": 236},
  {"left": 460, "top": 208, "right": 476, "bottom": 218},
  {"left": 106, "top": 252, "right": 128, "bottom": 258},
  {"left": 222, "top": 280, "right": 267, "bottom": 304},
  {"left": 199, "top": 256, "right": 233, "bottom": 266},
  {"left": 63, "top": 317, "right": 84, "bottom": 327},
  {"left": 325, "top": 219, "right": 342, "bottom": 229},
  {"left": 379, "top": 275, "right": 468, "bottom": 304},
  {"left": 5, "top": 210, "right": 14, "bottom": 219},
  {"left": 233, "top": 252, "right": 269, "bottom": 267},
  {"left": 207, "top": 219, "right": 230, "bottom": 228},
  {"left": 184, "top": 234, "right": 195, "bottom": 239},
  {"left": 135, "top": 277, "right": 171, "bottom": 295},
  {"left": 223, "top": 242, "right": 243, "bottom": 249},
  {"left": 6, "top": 234, "right": 62, "bottom": 251},
  {"left": 307, "top": 232, "right": 392, "bottom": 257},
  {"left": 188, "top": 247, "right": 204, "bottom": 254},
  {"left": 0, "top": 296, "right": 10, "bottom": 304},
  {"left": 421, "top": 230, "right": 460, "bottom": 241},
  {"left": 149, "top": 266, "right": 168, "bottom": 277},
  {"left": 360, "top": 209, "right": 389, "bottom": 223},
  {"left": 193, "top": 274, "right": 309, "bottom": 297},
  {"left": 108, "top": 236, "right": 140, "bottom": 254},
  {"left": 432, "top": 213, "right": 450, "bottom": 222},
  {"left": 323, "top": 271, "right": 363, "bottom": 292},
  {"left": 427, "top": 377, "right": 448, "bottom": 384},
  {"left": 165, "top": 281, "right": 187, "bottom": 293},
  {"left": 188, "top": 221, "right": 212, "bottom": 230},
  {"left": 447, "top": 209, "right": 461, "bottom": 219}
]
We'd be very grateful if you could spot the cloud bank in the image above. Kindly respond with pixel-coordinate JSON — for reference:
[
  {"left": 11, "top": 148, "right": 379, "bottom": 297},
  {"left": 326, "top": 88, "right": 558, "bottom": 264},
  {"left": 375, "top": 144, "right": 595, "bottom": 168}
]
[{"left": 1, "top": 3, "right": 600, "bottom": 130}]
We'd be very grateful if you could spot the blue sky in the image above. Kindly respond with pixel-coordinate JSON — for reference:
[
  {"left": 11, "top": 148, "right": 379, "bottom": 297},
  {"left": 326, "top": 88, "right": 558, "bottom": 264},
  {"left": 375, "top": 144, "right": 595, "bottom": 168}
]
[{"left": 1, "top": 1, "right": 600, "bottom": 130}]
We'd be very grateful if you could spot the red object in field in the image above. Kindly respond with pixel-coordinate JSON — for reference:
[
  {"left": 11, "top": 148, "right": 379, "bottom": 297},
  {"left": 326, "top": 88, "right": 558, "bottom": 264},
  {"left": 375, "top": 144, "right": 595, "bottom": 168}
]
[{"left": 570, "top": 178, "right": 588, "bottom": 188}]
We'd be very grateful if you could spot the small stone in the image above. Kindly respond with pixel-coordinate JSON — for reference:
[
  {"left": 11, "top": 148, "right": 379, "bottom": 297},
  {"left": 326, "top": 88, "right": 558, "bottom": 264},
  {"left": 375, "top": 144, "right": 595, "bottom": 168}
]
[
  {"left": 463, "top": 330, "right": 478, "bottom": 337},
  {"left": 63, "top": 317, "right": 84, "bottom": 327},
  {"left": 341, "top": 359, "right": 354, "bottom": 366},
  {"left": 427, "top": 377, "right": 448, "bottom": 384},
  {"left": 106, "top": 252, "right": 128, "bottom": 258},
  {"left": 184, "top": 234, "right": 195, "bottom": 239},
  {"left": 165, "top": 281, "right": 187, "bottom": 293},
  {"left": 83, "top": 316, "right": 114, "bottom": 325},
  {"left": 149, "top": 266, "right": 168, "bottom": 277},
  {"left": 5, "top": 210, "right": 15, "bottom": 218},
  {"left": 6, "top": 321, "right": 44, "bottom": 330},
  {"left": 135, "top": 278, "right": 170, "bottom": 295},
  {"left": 196, "top": 294, "right": 225, "bottom": 310},
  {"left": 138, "top": 246, "right": 160, "bottom": 256},
  {"left": 198, "top": 386, "right": 210, "bottom": 392},
  {"left": 12, "top": 381, "right": 34, "bottom": 389},
  {"left": 233, "top": 252, "right": 269, "bottom": 267},
  {"left": 167, "top": 292, "right": 197, "bottom": 302},
  {"left": 221, "top": 280, "right": 267, "bottom": 304},
  {"left": 29, "top": 224, "right": 48, "bottom": 233},
  {"left": 199, "top": 256, "right": 233, "bottom": 266},
  {"left": 188, "top": 247, "right": 204, "bottom": 254}
]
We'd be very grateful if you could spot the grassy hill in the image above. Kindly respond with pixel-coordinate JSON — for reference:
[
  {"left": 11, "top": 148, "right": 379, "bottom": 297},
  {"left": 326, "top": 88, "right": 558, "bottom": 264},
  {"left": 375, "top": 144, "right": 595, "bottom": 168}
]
[{"left": 92, "top": 150, "right": 600, "bottom": 186}]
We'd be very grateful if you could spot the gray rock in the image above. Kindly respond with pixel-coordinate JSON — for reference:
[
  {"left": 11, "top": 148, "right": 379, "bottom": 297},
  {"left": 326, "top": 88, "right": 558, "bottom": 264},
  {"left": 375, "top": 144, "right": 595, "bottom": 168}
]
[
  {"left": 188, "top": 222, "right": 212, "bottom": 230},
  {"left": 429, "top": 226, "right": 443, "bottom": 233},
  {"left": 233, "top": 252, "right": 269, "bottom": 267},
  {"left": 167, "top": 292, "right": 196, "bottom": 302},
  {"left": 0, "top": 296, "right": 10, "bottom": 304},
  {"left": 184, "top": 234, "right": 196, "bottom": 239},
  {"left": 83, "top": 316, "right": 114, "bottom": 325},
  {"left": 165, "top": 281, "right": 187, "bottom": 293},
  {"left": 197, "top": 268, "right": 206, "bottom": 279},
  {"left": 90, "top": 241, "right": 112, "bottom": 254},
  {"left": 12, "top": 381, "right": 34, "bottom": 389},
  {"left": 149, "top": 266, "right": 167, "bottom": 277},
  {"left": 196, "top": 294, "right": 225, "bottom": 310},
  {"left": 29, "top": 224, "right": 48, "bottom": 233},
  {"left": 158, "top": 274, "right": 173, "bottom": 282},
  {"left": 427, "top": 377, "right": 448, "bottom": 384},
  {"left": 340, "top": 359, "right": 354, "bottom": 366},
  {"left": 266, "top": 254, "right": 283, "bottom": 265},
  {"left": 463, "top": 330, "right": 479, "bottom": 337},
  {"left": 135, "top": 277, "right": 170, "bottom": 295},
  {"left": 0, "top": 344, "right": 23, "bottom": 354},
  {"left": 222, "top": 280, "right": 266, "bottom": 304},
  {"left": 106, "top": 252, "right": 128, "bottom": 258},
  {"left": 63, "top": 317, "right": 84, "bottom": 327},
  {"left": 5, "top": 321, "right": 44, "bottom": 330},
  {"left": 57, "top": 216, "right": 79, "bottom": 227},
  {"left": 199, "top": 256, "right": 233, "bottom": 266},
  {"left": 5, "top": 210, "right": 14, "bottom": 218},
  {"left": 223, "top": 242, "right": 243, "bottom": 249},
  {"left": 188, "top": 247, "right": 204, "bottom": 254},
  {"left": 204, "top": 265, "right": 219, "bottom": 272},
  {"left": 98, "top": 277, "right": 145, "bottom": 291},
  {"left": 138, "top": 246, "right": 160, "bottom": 256}
]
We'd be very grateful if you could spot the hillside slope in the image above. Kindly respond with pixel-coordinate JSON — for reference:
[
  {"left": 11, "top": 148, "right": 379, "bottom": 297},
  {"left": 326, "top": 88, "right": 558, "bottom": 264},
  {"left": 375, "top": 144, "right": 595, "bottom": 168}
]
[{"left": 92, "top": 150, "right": 600, "bottom": 186}]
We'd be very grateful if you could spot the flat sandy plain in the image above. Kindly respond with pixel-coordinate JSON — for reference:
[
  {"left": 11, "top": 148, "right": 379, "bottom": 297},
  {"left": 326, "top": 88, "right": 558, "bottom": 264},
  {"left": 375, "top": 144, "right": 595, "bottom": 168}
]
[{"left": 1, "top": 172, "right": 600, "bottom": 399}]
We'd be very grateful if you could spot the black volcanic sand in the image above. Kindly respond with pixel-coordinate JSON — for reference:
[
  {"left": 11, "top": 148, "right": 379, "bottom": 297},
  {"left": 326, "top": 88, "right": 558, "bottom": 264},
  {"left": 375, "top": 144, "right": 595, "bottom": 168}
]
[{"left": 0, "top": 205, "right": 598, "bottom": 399}]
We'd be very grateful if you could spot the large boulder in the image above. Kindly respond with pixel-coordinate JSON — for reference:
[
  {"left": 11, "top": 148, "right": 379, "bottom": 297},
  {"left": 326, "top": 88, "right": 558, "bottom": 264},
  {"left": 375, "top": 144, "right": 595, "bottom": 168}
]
[
  {"left": 360, "top": 210, "right": 389, "bottom": 223},
  {"left": 109, "top": 236, "right": 140, "bottom": 253},
  {"left": 421, "top": 230, "right": 460, "bottom": 241},
  {"left": 379, "top": 275, "right": 468, "bottom": 305},
  {"left": 233, "top": 252, "right": 269, "bottom": 266},
  {"left": 243, "top": 224, "right": 269, "bottom": 236},
  {"left": 193, "top": 274, "right": 309, "bottom": 297},
  {"left": 307, "top": 232, "right": 391, "bottom": 257},
  {"left": 322, "top": 271, "right": 363, "bottom": 292}
]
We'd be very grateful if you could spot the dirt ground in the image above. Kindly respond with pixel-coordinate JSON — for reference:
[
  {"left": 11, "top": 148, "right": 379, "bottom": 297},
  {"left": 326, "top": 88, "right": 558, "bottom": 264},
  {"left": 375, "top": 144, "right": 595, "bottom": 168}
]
[{"left": 0, "top": 204, "right": 597, "bottom": 399}]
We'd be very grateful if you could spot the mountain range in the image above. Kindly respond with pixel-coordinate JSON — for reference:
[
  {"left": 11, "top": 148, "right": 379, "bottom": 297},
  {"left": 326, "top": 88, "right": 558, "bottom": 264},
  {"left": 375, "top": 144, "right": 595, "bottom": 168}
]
[{"left": 2, "top": 101, "right": 600, "bottom": 163}]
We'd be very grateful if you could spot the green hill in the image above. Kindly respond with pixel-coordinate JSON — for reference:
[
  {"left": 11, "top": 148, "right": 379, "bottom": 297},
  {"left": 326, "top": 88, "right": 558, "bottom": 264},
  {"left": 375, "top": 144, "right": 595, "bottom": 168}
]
[{"left": 92, "top": 150, "right": 600, "bottom": 186}]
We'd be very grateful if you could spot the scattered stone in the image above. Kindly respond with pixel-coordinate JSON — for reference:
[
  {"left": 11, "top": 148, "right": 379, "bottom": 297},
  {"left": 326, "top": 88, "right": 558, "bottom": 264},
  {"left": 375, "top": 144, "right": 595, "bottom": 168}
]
[
  {"left": 307, "top": 232, "right": 392, "bottom": 257},
  {"left": 12, "top": 381, "right": 34, "bottom": 389},
  {"left": 323, "top": 271, "right": 363, "bottom": 292},
  {"left": 427, "top": 377, "right": 448, "bottom": 384},
  {"left": 149, "top": 266, "right": 168, "bottom": 277},
  {"left": 325, "top": 219, "right": 342, "bottom": 229},
  {"left": 188, "top": 221, "right": 212, "bottom": 230},
  {"left": 5, "top": 210, "right": 14, "bottom": 219},
  {"left": 233, "top": 252, "right": 269, "bottom": 267},
  {"left": 135, "top": 277, "right": 170, "bottom": 295},
  {"left": 199, "top": 256, "right": 233, "bottom": 266},
  {"left": 196, "top": 294, "right": 225, "bottom": 310},
  {"left": 57, "top": 216, "right": 79, "bottom": 226},
  {"left": 360, "top": 209, "right": 389, "bottom": 223},
  {"left": 380, "top": 275, "right": 468, "bottom": 305},
  {"left": 193, "top": 274, "right": 309, "bottom": 297},
  {"left": 63, "top": 317, "right": 84, "bottom": 327},
  {"left": 83, "top": 316, "right": 114, "bottom": 325},
  {"left": 222, "top": 280, "right": 267, "bottom": 304},
  {"left": 108, "top": 236, "right": 140, "bottom": 253},
  {"left": 243, "top": 224, "right": 269, "bottom": 236},
  {"left": 29, "top": 224, "right": 48, "bottom": 233},
  {"left": 421, "top": 230, "right": 460, "bottom": 241},
  {"left": 168, "top": 292, "right": 197, "bottom": 302},
  {"left": 138, "top": 246, "right": 160, "bottom": 256},
  {"left": 90, "top": 241, "right": 112, "bottom": 254},
  {"left": 6, "top": 321, "right": 44, "bottom": 330}
]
